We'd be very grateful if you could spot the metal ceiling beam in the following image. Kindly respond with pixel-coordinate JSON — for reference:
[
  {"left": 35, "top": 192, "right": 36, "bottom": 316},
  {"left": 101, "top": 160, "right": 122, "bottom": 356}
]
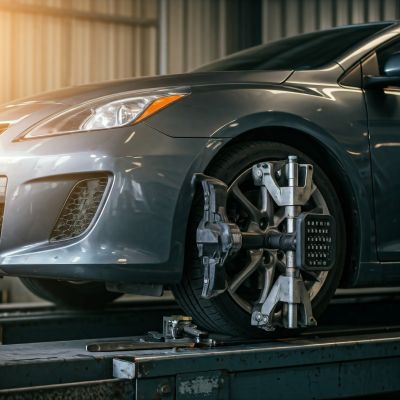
[{"left": 158, "top": 0, "right": 169, "bottom": 75}]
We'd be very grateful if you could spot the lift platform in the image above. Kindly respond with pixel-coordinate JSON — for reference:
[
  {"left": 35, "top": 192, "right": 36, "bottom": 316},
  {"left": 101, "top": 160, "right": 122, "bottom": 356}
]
[
  {"left": 0, "top": 290, "right": 400, "bottom": 400},
  {"left": 0, "top": 295, "right": 179, "bottom": 345}
]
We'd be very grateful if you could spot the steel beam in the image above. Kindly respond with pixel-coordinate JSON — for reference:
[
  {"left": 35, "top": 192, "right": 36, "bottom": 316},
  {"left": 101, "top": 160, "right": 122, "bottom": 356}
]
[
  {"left": 158, "top": 0, "right": 169, "bottom": 75},
  {"left": 1, "top": 293, "right": 400, "bottom": 398},
  {"left": 1, "top": 330, "right": 400, "bottom": 399}
]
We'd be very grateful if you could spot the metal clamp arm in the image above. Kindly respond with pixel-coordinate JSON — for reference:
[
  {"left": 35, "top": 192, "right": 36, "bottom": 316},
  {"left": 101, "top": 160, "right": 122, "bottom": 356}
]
[
  {"left": 195, "top": 174, "right": 242, "bottom": 299},
  {"left": 241, "top": 231, "right": 296, "bottom": 252}
]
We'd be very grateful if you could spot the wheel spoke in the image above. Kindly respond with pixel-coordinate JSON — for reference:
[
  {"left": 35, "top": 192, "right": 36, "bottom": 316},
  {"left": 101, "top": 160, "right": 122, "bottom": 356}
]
[
  {"left": 228, "top": 250, "right": 263, "bottom": 293},
  {"left": 231, "top": 184, "right": 262, "bottom": 222}
]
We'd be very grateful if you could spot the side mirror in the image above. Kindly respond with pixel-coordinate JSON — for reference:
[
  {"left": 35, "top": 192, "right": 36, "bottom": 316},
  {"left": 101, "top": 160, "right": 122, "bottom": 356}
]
[
  {"left": 383, "top": 52, "right": 400, "bottom": 77},
  {"left": 364, "top": 52, "right": 400, "bottom": 89}
]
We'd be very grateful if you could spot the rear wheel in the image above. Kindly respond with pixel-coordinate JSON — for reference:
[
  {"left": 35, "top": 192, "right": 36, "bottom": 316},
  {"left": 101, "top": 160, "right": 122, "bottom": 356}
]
[
  {"left": 173, "top": 141, "right": 346, "bottom": 336},
  {"left": 20, "top": 277, "right": 121, "bottom": 308}
]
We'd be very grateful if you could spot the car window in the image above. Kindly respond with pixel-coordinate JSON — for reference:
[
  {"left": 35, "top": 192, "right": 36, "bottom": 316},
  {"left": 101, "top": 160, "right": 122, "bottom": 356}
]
[{"left": 196, "top": 24, "right": 392, "bottom": 72}]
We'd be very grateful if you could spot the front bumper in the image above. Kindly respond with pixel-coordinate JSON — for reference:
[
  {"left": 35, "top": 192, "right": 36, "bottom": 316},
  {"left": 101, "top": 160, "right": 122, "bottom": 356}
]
[{"left": 0, "top": 122, "right": 215, "bottom": 284}]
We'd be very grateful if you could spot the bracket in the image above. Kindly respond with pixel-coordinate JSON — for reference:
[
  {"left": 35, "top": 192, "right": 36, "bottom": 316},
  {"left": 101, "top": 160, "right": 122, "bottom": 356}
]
[{"left": 251, "top": 275, "right": 317, "bottom": 330}]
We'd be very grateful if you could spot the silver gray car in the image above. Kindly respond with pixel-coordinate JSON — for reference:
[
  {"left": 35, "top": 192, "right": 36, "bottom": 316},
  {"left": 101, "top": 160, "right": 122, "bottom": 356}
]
[{"left": 1, "top": 22, "right": 400, "bottom": 336}]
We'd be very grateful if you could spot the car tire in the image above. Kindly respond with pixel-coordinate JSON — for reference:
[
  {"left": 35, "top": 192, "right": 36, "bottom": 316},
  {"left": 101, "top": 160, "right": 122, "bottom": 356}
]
[
  {"left": 173, "top": 140, "right": 346, "bottom": 336},
  {"left": 20, "top": 277, "right": 122, "bottom": 308}
]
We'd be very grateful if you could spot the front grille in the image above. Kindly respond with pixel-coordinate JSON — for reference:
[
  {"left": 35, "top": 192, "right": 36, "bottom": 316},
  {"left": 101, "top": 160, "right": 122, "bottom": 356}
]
[
  {"left": 50, "top": 176, "right": 109, "bottom": 242},
  {"left": 0, "top": 176, "right": 7, "bottom": 236}
]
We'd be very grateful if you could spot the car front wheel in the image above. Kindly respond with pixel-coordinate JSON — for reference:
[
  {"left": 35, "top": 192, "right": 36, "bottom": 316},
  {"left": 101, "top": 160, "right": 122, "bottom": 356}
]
[{"left": 173, "top": 140, "right": 346, "bottom": 336}]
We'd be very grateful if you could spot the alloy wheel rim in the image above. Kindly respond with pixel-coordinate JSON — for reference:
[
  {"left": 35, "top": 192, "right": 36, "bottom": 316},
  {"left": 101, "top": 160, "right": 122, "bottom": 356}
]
[{"left": 225, "top": 164, "right": 329, "bottom": 314}]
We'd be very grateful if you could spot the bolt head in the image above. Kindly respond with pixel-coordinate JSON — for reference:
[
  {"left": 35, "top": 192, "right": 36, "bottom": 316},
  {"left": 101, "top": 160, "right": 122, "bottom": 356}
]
[
  {"left": 255, "top": 312, "right": 263, "bottom": 321},
  {"left": 158, "top": 384, "right": 171, "bottom": 395}
]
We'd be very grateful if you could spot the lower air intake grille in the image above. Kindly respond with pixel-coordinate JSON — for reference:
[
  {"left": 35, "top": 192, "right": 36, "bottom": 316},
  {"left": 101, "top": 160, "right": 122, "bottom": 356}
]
[{"left": 50, "top": 176, "right": 108, "bottom": 242}]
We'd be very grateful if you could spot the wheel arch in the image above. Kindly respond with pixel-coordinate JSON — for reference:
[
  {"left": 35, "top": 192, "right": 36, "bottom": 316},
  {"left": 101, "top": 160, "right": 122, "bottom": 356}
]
[{"left": 202, "top": 125, "right": 362, "bottom": 287}]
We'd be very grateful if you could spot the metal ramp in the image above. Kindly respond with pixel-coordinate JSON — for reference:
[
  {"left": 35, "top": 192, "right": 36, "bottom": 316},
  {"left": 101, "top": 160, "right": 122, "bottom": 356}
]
[{"left": 0, "top": 291, "right": 400, "bottom": 399}]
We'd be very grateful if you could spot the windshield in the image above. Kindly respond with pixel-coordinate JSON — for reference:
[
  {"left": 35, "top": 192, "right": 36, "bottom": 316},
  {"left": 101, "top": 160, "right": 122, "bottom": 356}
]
[{"left": 196, "top": 23, "right": 392, "bottom": 72}]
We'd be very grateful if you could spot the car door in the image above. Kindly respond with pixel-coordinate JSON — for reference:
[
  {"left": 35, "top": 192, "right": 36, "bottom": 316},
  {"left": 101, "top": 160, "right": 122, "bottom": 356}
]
[{"left": 363, "top": 37, "right": 400, "bottom": 261}]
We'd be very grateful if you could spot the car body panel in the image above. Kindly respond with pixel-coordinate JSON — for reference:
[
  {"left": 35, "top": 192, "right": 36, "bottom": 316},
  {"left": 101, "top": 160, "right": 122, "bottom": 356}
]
[
  {"left": 361, "top": 44, "right": 400, "bottom": 262},
  {"left": 147, "top": 65, "right": 375, "bottom": 268},
  {"left": 0, "top": 22, "right": 400, "bottom": 288},
  {"left": 16, "top": 70, "right": 292, "bottom": 107},
  {"left": 0, "top": 121, "right": 227, "bottom": 283}
]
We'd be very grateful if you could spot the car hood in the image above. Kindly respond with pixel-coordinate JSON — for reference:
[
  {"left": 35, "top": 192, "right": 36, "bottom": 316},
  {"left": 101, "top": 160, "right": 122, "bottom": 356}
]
[
  {"left": 0, "top": 70, "right": 292, "bottom": 136},
  {"left": 20, "top": 70, "right": 292, "bottom": 105}
]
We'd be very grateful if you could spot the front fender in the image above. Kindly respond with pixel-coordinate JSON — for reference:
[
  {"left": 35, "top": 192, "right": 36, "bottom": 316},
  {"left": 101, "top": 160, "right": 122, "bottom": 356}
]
[
  {"left": 148, "top": 82, "right": 375, "bottom": 282},
  {"left": 171, "top": 119, "right": 374, "bottom": 286}
]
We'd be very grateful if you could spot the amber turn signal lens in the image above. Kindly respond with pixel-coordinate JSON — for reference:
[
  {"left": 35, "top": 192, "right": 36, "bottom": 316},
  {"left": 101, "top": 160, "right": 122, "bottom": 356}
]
[{"left": 135, "top": 94, "right": 185, "bottom": 123}]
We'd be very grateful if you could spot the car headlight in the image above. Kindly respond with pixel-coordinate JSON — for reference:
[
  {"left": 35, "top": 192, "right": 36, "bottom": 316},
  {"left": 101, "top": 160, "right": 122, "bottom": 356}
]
[{"left": 21, "top": 87, "right": 189, "bottom": 139}]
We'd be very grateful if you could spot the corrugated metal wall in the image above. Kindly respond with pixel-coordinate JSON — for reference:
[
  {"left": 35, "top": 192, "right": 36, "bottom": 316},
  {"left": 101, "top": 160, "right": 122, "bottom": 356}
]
[
  {"left": 0, "top": 0, "right": 159, "bottom": 103},
  {"left": 166, "top": 0, "right": 225, "bottom": 73},
  {"left": 165, "top": 0, "right": 261, "bottom": 73},
  {"left": 0, "top": 0, "right": 262, "bottom": 104},
  {"left": 0, "top": 0, "right": 399, "bottom": 105},
  {"left": 262, "top": 0, "right": 399, "bottom": 42}
]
